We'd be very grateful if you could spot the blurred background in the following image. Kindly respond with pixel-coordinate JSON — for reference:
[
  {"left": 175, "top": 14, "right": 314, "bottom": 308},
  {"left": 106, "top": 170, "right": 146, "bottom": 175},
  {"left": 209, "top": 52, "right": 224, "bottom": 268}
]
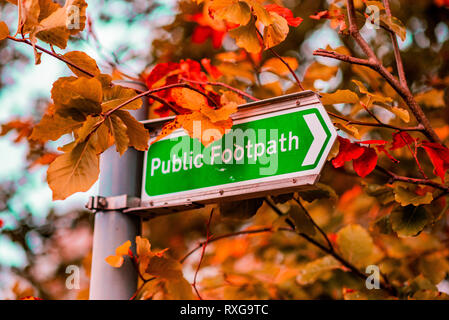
[{"left": 0, "top": 0, "right": 448, "bottom": 299}]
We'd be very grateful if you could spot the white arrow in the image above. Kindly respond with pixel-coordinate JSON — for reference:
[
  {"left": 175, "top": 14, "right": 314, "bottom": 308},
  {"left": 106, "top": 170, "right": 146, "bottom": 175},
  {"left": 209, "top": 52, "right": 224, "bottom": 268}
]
[{"left": 301, "top": 113, "right": 327, "bottom": 166}]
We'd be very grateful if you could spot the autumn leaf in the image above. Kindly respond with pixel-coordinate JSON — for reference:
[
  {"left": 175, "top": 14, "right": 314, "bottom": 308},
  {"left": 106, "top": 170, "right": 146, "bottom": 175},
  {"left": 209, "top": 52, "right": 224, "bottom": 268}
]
[
  {"left": 390, "top": 205, "right": 429, "bottom": 237},
  {"left": 263, "top": 12, "right": 289, "bottom": 49},
  {"left": 380, "top": 15, "right": 406, "bottom": 41},
  {"left": 105, "top": 114, "right": 129, "bottom": 156},
  {"left": 209, "top": 0, "right": 252, "bottom": 26},
  {"left": 114, "top": 110, "right": 149, "bottom": 151},
  {"left": 336, "top": 224, "right": 374, "bottom": 268},
  {"left": 47, "top": 140, "right": 100, "bottom": 200},
  {"left": 320, "top": 90, "right": 359, "bottom": 105},
  {"left": 102, "top": 85, "right": 143, "bottom": 112},
  {"left": 51, "top": 76, "right": 103, "bottom": 120},
  {"left": 264, "top": 4, "right": 303, "bottom": 27},
  {"left": 352, "top": 147, "right": 378, "bottom": 178},
  {"left": 296, "top": 255, "right": 341, "bottom": 285},
  {"left": 201, "top": 103, "right": 237, "bottom": 123},
  {"left": 171, "top": 87, "right": 209, "bottom": 111},
  {"left": 105, "top": 240, "right": 131, "bottom": 268},
  {"left": 261, "top": 57, "right": 298, "bottom": 76},
  {"left": 332, "top": 136, "right": 365, "bottom": 168},
  {"left": 63, "top": 51, "right": 101, "bottom": 78},
  {"left": 228, "top": 17, "right": 261, "bottom": 53},
  {"left": 287, "top": 200, "right": 316, "bottom": 236},
  {"left": 393, "top": 184, "right": 433, "bottom": 206},
  {"left": 334, "top": 122, "right": 361, "bottom": 139},
  {"left": 421, "top": 141, "right": 449, "bottom": 182},
  {"left": 180, "top": 111, "right": 233, "bottom": 146},
  {"left": 0, "top": 21, "right": 9, "bottom": 40},
  {"left": 415, "top": 89, "right": 446, "bottom": 108},
  {"left": 390, "top": 131, "right": 415, "bottom": 150},
  {"left": 30, "top": 112, "right": 82, "bottom": 142},
  {"left": 31, "top": 0, "right": 88, "bottom": 49}
]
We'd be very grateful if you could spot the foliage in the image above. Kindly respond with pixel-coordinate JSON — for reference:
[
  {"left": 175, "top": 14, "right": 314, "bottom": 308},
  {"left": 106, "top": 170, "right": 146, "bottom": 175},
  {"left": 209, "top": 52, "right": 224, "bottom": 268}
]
[{"left": 1, "top": 0, "right": 449, "bottom": 300}]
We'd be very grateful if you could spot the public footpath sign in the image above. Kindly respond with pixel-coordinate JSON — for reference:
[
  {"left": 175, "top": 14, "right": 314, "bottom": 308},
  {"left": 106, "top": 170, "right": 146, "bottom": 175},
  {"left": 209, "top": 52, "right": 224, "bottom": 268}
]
[{"left": 140, "top": 91, "right": 337, "bottom": 209}]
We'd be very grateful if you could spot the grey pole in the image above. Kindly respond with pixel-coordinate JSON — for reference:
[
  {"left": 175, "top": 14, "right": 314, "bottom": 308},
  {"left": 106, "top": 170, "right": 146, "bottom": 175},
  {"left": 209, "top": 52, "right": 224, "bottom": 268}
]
[{"left": 89, "top": 83, "right": 147, "bottom": 300}]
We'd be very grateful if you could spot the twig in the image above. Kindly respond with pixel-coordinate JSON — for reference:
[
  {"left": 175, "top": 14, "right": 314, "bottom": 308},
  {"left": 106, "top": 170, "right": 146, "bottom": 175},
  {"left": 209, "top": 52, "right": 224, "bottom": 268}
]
[
  {"left": 192, "top": 209, "right": 214, "bottom": 300},
  {"left": 314, "top": 0, "right": 441, "bottom": 144},
  {"left": 294, "top": 197, "right": 334, "bottom": 251},
  {"left": 376, "top": 166, "right": 449, "bottom": 193},
  {"left": 7, "top": 36, "right": 96, "bottom": 78},
  {"left": 255, "top": 28, "right": 305, "bottom": 91},
  {"left": 382, "top": 0, "right": 407, "bottom": 86},
  {"left": 327, "top": 111, "right": 425, "bottom": 132},
  {"left": 180, "top": 227, "right": 274, "bottom": 264},
  {"left": 264, "top": 198, "right": 397, "bottom": 296},
  {"left": 180, "top": 78, "right": 260, "bottom": 101}
]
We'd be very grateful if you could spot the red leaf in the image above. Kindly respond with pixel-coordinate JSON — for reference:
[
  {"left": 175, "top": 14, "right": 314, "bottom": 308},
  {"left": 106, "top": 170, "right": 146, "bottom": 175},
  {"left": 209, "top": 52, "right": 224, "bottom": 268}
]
[
  {"left": 389, "top": 131, "right": 415, "bottom": 150},
  {"left": 192, "top": 25, "right": 213, "bottom": 44},
  {"left": 310, "top": 10, "right": 330, "bottom": 20},
  {"left": 264, "top": 4, "right": 303, "bottom": 27},
  {"left": 0, "top": 219, "right": 3, "bottom": 228},
  {"left": 422, "top": 141, "right": 449, "bottom": 182},
  {"left": 376, "top": 145, "right": 399, "bottom": 163},
  {"left": 332, "top": 136, "right": 365, "bottom": 168},
  {"left": 352, "top": 147, "right": 378, "bottom": 178},
  {"left": 145, "top": 62, "right": 179, "bottom": 89},
  {"left": 359, "top": 139, "right": 388, "bottom": 145},
  {"left": 201, "top": 58, "right": 222, "bottom": 79}
]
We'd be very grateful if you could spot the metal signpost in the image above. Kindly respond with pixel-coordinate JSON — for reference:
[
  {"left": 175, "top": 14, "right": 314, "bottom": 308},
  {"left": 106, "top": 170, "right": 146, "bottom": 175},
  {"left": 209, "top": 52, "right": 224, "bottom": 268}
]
[{"left": 88, "top": 89, "right": 337, "bottom": 299}]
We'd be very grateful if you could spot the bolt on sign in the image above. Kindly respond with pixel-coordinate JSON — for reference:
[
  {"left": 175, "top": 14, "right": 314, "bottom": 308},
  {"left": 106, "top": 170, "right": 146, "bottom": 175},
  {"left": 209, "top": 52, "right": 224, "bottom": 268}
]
[{"left": 140, "top": 91, "right": 337, "bottom": 209}]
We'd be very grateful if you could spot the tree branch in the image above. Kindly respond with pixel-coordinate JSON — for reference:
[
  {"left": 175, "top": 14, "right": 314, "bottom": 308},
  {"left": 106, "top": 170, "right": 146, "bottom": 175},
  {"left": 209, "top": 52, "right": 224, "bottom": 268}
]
[
  {"left": 382, "top": 0, "right": 407, "bottom": 86},
  {"left": 255, "top": 28, "right": 305, "bottom": 90},
  {"left": 180, "top": 78, "right": 260, "bottom": 102},
  {"left": 314, "top": 0, "right": 442, "bottom": 144},
  {"left": 376, "top": 166, "right": 449, "bottom": 192},
  {"left": 7, "top": 36, "right": 96, "bottom": 78},
  {"left": 327, "top": 111, "right": 425, "bottom": 132}
]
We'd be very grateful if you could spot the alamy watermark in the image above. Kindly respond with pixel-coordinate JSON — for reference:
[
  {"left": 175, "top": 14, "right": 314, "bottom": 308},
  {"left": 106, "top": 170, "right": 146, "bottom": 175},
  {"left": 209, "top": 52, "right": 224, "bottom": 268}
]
[{"left": 65, "top": 265, "right": 80, "bottom": 290}]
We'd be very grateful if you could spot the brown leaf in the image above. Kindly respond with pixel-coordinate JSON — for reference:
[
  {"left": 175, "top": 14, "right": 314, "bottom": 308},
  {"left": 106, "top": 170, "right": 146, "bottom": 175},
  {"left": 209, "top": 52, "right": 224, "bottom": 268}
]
[
  {"left": 114, "top": 110, "right": 149, "bottom": 151},
  {"left": 63, "top": 51, "right": 100, "bottom": 78},
  {"left": 105, "top": 114, "right": 129, "bottom": 156},
  {"left": 47, "top": 140, "right": 100, "bottom": 200},
  {"left": 0, "top": 21, "right": 9, "bottom": 41},
  {"left": 30, "top": 112, "right": 82, "bottom": 142}
]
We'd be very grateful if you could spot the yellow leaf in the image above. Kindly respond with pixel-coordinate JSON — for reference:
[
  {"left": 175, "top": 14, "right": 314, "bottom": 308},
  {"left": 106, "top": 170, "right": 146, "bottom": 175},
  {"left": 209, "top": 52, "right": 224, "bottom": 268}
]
[
  {"left": 393, "top": 184, "right": 433, "bottom": 206},
  {"left": 180, "top": 111, "right": 233, "bottom": 146},
  {"left": 47, "top": 140, "right": 99, "bottom": 200},
  {"left": 102, "top": 85, "right": 142, "bottom": 112},
  {"left": 114, "top": 110, "right": 149, "bottom": 151},
  {"left": 105, "top": 115, "right": 129, "bottom": 156},
  {"left": 105, "top": 240, "right": 131, "bottom": 268},
  {"left": 151, "top": 117, "right": 183, "bottom": 145},
  {"left": 30, "top": 112, "right": 82, "bottom": 142},
  {"left": 262, "top": 57, "right": 298, "bottom": 76},
  {"left": 201, "top": 103, "right": 237, "bottom": 123},
  {"left": 63, "top": 51, "right": 100, "bottom": 78},
  {"left": 296, "top": 255, "right": 341, "bottom": 285},
  {"left": 321, "top": 90, "right": 359, "bottom": 105},
  {"left": 304, "top": 62, "right": 339, "bottom": 82},
  {"left": 171, "top": 87, "right": 208, "bottom": 111},
  {"left": 352, "top": 79, "right": 392, "bottom": 104},
  {"left": 244, "top": 0, "right": 272, "bottom": 26},
  {"left": 0, "top": 21, "right": 9, "bottom": 41},
  {"left": 381, "top": 15, "right": 406, "bottom": 41},
  {"left": 263, "top": 12, "right": 289, "bottom": 49},
  {"left": 229, "top": 17, "right": 261, "bottom": 53},
  {"left": 105, "top": 255, "right": 124, "bottom": 268},
  {"left": 415, "top": 89, "right": 445, "bottom": 108},
  {"left": 220, "top": 90, "right": 246, "bottom": 106},
  {"left": 389, "top": 106, "right": 410, "bottom": 123},
  {"left": 32, "top": 0, "right": 87, "bottom": 49},
  {"left": 17, "top": 0, "right": 40, "bottom": 34},
  {"left": 51, "top": 76, "right": 103, "bottom": 119},
  {"left": 334, "top": 121, "right": 361, "bottom": 139},
  {"left": 116, "top": 240, "right": 131, "bottom": 256},
  {"left": 337, "top": 224, "right": 374, "bottom": 268},
  {"left": 209, "top": 0, "right": 251, "bottom": 25},
  {"left": 136, "top": 236, "right": 151, "bottom": 258}
]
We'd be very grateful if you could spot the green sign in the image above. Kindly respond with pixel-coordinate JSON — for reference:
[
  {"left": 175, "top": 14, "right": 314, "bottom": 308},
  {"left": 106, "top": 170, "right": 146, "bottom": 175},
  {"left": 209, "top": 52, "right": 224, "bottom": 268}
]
[{"left": 141, "top": 102, "right": 336, "bottom": 207}]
